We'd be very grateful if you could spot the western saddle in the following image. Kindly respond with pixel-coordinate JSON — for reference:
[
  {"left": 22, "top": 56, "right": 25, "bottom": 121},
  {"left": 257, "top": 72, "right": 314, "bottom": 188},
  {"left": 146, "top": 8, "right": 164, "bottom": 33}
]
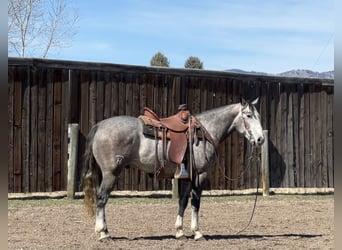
[{"left": 139, "top": 104, "right": 215, "bottom": 179}]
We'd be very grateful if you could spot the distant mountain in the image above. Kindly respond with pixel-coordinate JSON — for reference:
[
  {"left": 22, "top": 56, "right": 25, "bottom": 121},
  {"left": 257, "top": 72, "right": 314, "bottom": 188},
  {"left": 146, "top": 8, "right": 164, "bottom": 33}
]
[
  {"left": 225, "top": 69, "right": 270, "bottom": 76},
  {"left": 225, "top": 69, "right": 334, "bottom": 79},
  {"left": 278, "top": 69, "right": 334, "bottom": 79}
]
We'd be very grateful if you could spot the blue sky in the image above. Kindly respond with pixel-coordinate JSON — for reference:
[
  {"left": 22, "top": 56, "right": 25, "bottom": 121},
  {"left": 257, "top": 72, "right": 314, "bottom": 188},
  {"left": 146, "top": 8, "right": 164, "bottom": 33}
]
[{"left": 47, "top": 0, "right": 333, "bottom": 74}]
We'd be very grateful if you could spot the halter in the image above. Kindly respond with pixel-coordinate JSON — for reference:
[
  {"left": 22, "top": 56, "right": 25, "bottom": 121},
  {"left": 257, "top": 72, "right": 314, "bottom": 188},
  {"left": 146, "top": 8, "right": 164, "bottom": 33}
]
[
  {"left": 240, "top": 105, "right": 255, "bottom": 142},
  {"left": 243, "top": 115, "right": 252, "bottom": 136}
]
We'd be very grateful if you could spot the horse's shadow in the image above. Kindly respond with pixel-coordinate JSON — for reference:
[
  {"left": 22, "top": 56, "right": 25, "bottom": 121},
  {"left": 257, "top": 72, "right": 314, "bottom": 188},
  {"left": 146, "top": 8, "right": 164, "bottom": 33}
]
[
  {"left": 108, "top": 233, "right": 322, "bottom": 241},
  {"left": 205, "top": 233, "right": 322, "bottom": 240}
]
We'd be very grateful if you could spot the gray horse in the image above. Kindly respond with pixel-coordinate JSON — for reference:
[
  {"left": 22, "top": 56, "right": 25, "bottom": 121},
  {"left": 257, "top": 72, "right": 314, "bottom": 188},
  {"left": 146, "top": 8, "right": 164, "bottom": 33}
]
[{"left": 82, "top": 97, "right": 264, "bottom": 240}]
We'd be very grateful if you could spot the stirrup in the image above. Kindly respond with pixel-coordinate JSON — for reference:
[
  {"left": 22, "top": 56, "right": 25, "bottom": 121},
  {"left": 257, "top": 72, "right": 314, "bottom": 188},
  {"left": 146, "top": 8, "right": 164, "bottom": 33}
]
[{"left": 174, "top": 163, "right": 189, "bottom": 179}]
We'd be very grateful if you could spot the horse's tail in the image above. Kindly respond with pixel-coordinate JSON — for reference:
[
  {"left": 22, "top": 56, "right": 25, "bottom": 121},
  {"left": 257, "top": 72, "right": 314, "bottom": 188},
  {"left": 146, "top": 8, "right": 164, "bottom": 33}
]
[{"left": 82, "top": 124, "right": 102, "bottom": 217}]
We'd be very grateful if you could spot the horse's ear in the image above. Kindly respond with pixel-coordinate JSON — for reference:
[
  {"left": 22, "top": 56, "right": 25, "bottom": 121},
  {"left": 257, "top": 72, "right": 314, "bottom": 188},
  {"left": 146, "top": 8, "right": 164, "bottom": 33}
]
[
  {"left": 251, "top": 97, "right": 259, "bottom": 105},
  {"left": 240, "top": 97, "right": 247, "bottom": 106}
]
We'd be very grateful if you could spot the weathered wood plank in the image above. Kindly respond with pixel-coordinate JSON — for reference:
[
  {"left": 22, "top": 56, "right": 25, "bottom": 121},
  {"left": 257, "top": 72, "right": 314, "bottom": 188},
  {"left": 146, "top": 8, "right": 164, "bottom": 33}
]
[
  {"left": 52, "top": 69, "right": 62, "bottom": 191},
  {"left": 79, "top": 71, "right": 90, "bottom": 137},
  {"left": 13, "top": 67, "right": 24, "bottom": 192},
  {"left": 45, "top": 68, "right": 54, "bottom": 192},
  {"left": 216, "top": 78, "right": 226, "bottom": 189},
  {"left": 171, "top": 76, "right": 180, "bottom": 113},
  {"left": 303, "top": 84, "right": 311, "bottom": 187},
  {"left": 292, "top": 83, "right": 300, "bottom": 187},
  {"left": 124, "top": 74, "right": 133, "bottom": 190},
  {"left": 326, "top": 87, "right": 333, "bottom": 187},
  {"left": 139, "top": 74, "right": 148, "bottom": 191},
  {"left": 37, "top": 67, "right": 47, "bottom": 192},
  {"left": 298, "top": 84, "right": 305, "bottom": 187},
  {"left": 132, "top": 74, "right": 141, "bottom": 190},
  {"left": 230, "top": 80, "right": 240, "bottom": 189},
  {"left": 89, "top": 71, "right": 97, "bottom": 128},
  {"left": 29, "top": 66, "right": 38, "bottom": 192},
  {"left": 279, "top": 83, "right": 288, "bottom": 188},
  {"left": 225, "top": 80, "right": 234, "bottom": 189},
  {"left": 118, "top": 73, "right": 126, "bottom": 116},
  {"left": 8, "top": 66, "right": 15, "bottom": 192},
  {"left": 20, "top": 66, "right": 31, "bottom": 193},
  {"left": 247, "top": 80, "right": 259, "bottom": 188},
  {"left": 320, "top": 87, "right": 328, "bottom": 187},
  {"left": 314, "top": 84, "right": 323, "bottom": 188},
  {"left": 96, "top": 71, "right": 104, "bottom": 122},
  {"left": 68, "top": 70, "right": 80, "bottom": 123},
  {"left": 286, "top": 84, "right": 295, "bottom": 187},
  {"left": 60, "top": 69, "right": 70, "bottom": 190},
  {"left": 103, "top": 72, "right": 112, "bottom": 119},
  {"left": 111, "top": 73, "right": 120, "bottom": 117},
  {"left": 269, "top": 81, "right": 281, "bottom": 187}
]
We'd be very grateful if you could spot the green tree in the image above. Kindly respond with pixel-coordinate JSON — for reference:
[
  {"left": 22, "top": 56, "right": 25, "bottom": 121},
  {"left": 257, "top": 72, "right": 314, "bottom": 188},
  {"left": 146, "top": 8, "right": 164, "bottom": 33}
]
[
  {"left": 150, "top": 52, "right": 170, "bottom": 67},
  {"left": 184, "top": 56, "right": 203, "bottom": 69}
]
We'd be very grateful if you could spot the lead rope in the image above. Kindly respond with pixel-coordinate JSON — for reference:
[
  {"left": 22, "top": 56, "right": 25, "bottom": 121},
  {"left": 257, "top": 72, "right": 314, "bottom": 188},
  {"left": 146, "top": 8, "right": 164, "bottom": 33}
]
[
  {"left": 235, "top": 148, "right": 260, "bottom": 234},
  {"left": 189, "top": 116, "right": 193, "bottom": 183},
  {"left": 217, "top": 145, "right": 255, "bottom": 182},
  {"left": 216, "top": 144, "right": 260, "bottom": 234}
]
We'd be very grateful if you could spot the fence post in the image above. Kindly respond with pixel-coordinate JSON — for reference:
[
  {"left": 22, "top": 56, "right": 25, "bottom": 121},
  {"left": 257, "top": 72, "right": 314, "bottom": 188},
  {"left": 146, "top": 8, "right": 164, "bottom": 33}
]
[
  {"left": 261, "top": 130, "right": 269, "bottom": 196},
  {"left": 67, "top": 123, "right": 79, "bottom": 199}
]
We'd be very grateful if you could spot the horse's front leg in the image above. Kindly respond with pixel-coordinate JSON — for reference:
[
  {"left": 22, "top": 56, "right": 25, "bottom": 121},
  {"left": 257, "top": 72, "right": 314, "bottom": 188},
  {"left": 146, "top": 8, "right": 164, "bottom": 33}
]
[
  {"left": 190, "top": 173, "right": 207, "bottom": 240},
  {"left": 175, "top": 179, "right": 191, "bottom": 239}
]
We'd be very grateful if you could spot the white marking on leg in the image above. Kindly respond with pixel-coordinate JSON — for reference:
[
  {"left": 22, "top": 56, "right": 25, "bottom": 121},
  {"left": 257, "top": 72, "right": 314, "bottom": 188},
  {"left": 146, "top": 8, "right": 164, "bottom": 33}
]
[
  {"left": 95, "top": 207, "right": 105, "bottom": 233},
  {"left": 191, "top": 205, "right": 204, "bottom": 240},
  {"left": 175, "top": 215, "right": 185, "bottom": 239},
  {"left": 175, "top": 214, "right": 183, "bottom": 229},
  {"left": 191, "top": 206, "right": 199, "bottom": 231}
]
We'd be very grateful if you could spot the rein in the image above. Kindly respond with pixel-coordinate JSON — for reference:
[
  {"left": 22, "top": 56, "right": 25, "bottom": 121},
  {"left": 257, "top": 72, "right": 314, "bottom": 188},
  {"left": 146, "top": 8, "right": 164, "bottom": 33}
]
[
  {"left": 217, "top": 145, "right": 255, "bottom": 182},
  {"left": 235, "top": 149, "right": 260, "bottom": 234},
  {"left": 216, "top": 144, "right": 261, "bottom": 235}
]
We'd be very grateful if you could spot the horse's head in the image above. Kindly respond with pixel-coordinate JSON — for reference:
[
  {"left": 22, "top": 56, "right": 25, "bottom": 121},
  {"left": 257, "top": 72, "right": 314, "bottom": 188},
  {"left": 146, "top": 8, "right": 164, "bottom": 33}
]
[{"left": 233, "top": 97, "right": 265, "bottom": 146}]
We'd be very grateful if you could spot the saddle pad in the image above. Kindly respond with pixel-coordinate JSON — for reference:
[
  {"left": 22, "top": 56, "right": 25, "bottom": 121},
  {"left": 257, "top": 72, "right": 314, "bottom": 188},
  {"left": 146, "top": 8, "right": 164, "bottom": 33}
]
[
  {"left": 142, "top": 125, "right": 170, "bottom": 140},
  {"left": 142, "top": 124, "right": 205, "bottom": 140}
]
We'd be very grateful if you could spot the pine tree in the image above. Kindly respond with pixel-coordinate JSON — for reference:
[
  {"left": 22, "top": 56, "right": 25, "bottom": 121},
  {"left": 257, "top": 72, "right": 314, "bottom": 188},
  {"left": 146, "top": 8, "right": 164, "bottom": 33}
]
[
  {"left": 150, "top": 52, "right": 170, "bottom": 67},
  {"left": 184, "top": 56, "right": 203, "bottom": 69}
]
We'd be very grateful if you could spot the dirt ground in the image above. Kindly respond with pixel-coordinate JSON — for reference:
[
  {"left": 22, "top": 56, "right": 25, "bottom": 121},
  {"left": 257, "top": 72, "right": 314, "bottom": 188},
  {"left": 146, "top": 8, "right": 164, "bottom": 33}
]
[{"left": 8, "top": 194, "right": 333, "bottom": 250}]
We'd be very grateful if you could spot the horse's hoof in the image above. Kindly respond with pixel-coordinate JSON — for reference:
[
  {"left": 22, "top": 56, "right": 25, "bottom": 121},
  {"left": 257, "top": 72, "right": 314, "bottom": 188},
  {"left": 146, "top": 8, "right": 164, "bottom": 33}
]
[
  {"left": 175, "top": 229, "right": 186, "bottom": 239},
  {"left": 194, "top": 231, "right": 205, "bottom": 241},
  {"left": 99, "top": 231, "right": 111, "bottom": 241}
]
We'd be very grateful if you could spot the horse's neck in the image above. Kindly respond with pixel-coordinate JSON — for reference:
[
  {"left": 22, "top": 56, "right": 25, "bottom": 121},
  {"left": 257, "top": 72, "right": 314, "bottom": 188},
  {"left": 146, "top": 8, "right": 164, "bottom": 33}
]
[{"left": 195, "top": 103, "right": 240, "bottom": 145}]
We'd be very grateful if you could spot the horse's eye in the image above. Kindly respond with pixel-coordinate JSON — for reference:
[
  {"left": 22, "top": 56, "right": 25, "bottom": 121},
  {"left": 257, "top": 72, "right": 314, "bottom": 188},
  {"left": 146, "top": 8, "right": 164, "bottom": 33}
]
[{"left": 246, "top": 114, "right": 252, "bottom": 118}]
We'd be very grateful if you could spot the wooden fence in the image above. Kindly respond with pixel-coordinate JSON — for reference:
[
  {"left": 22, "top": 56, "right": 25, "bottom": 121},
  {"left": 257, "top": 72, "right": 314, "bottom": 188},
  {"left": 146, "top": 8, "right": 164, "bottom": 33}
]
[{"left": 8, "top": 58, "right": 334, "bottom": 193}]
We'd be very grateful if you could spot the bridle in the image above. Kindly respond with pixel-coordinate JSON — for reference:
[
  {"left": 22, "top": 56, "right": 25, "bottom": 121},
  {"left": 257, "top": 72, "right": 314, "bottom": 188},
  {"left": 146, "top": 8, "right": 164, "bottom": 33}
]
[{"left": 241, "top": 107, "right": 255, "bottom": 143}]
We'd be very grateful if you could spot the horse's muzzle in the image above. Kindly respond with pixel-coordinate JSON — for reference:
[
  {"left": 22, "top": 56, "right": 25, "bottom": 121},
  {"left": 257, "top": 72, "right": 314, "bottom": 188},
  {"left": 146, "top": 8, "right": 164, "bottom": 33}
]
[{"left": 256, "top": 136, "right": 265, "bottom": 146}]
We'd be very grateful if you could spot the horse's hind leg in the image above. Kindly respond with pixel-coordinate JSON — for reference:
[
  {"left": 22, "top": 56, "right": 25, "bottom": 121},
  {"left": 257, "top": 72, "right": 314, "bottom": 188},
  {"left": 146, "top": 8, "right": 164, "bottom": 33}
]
[
  {"left": 190, "top": 186, "right": 204, "bottom": 240},
  {"left": 190, "top": 172, "right": 207, "bottom": 240},
  {"left": 95, "top": 171, "right": 116, "bottom": 240},
  {"left": 175, "top": 179, "right": 191, "bottom": 239}
]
